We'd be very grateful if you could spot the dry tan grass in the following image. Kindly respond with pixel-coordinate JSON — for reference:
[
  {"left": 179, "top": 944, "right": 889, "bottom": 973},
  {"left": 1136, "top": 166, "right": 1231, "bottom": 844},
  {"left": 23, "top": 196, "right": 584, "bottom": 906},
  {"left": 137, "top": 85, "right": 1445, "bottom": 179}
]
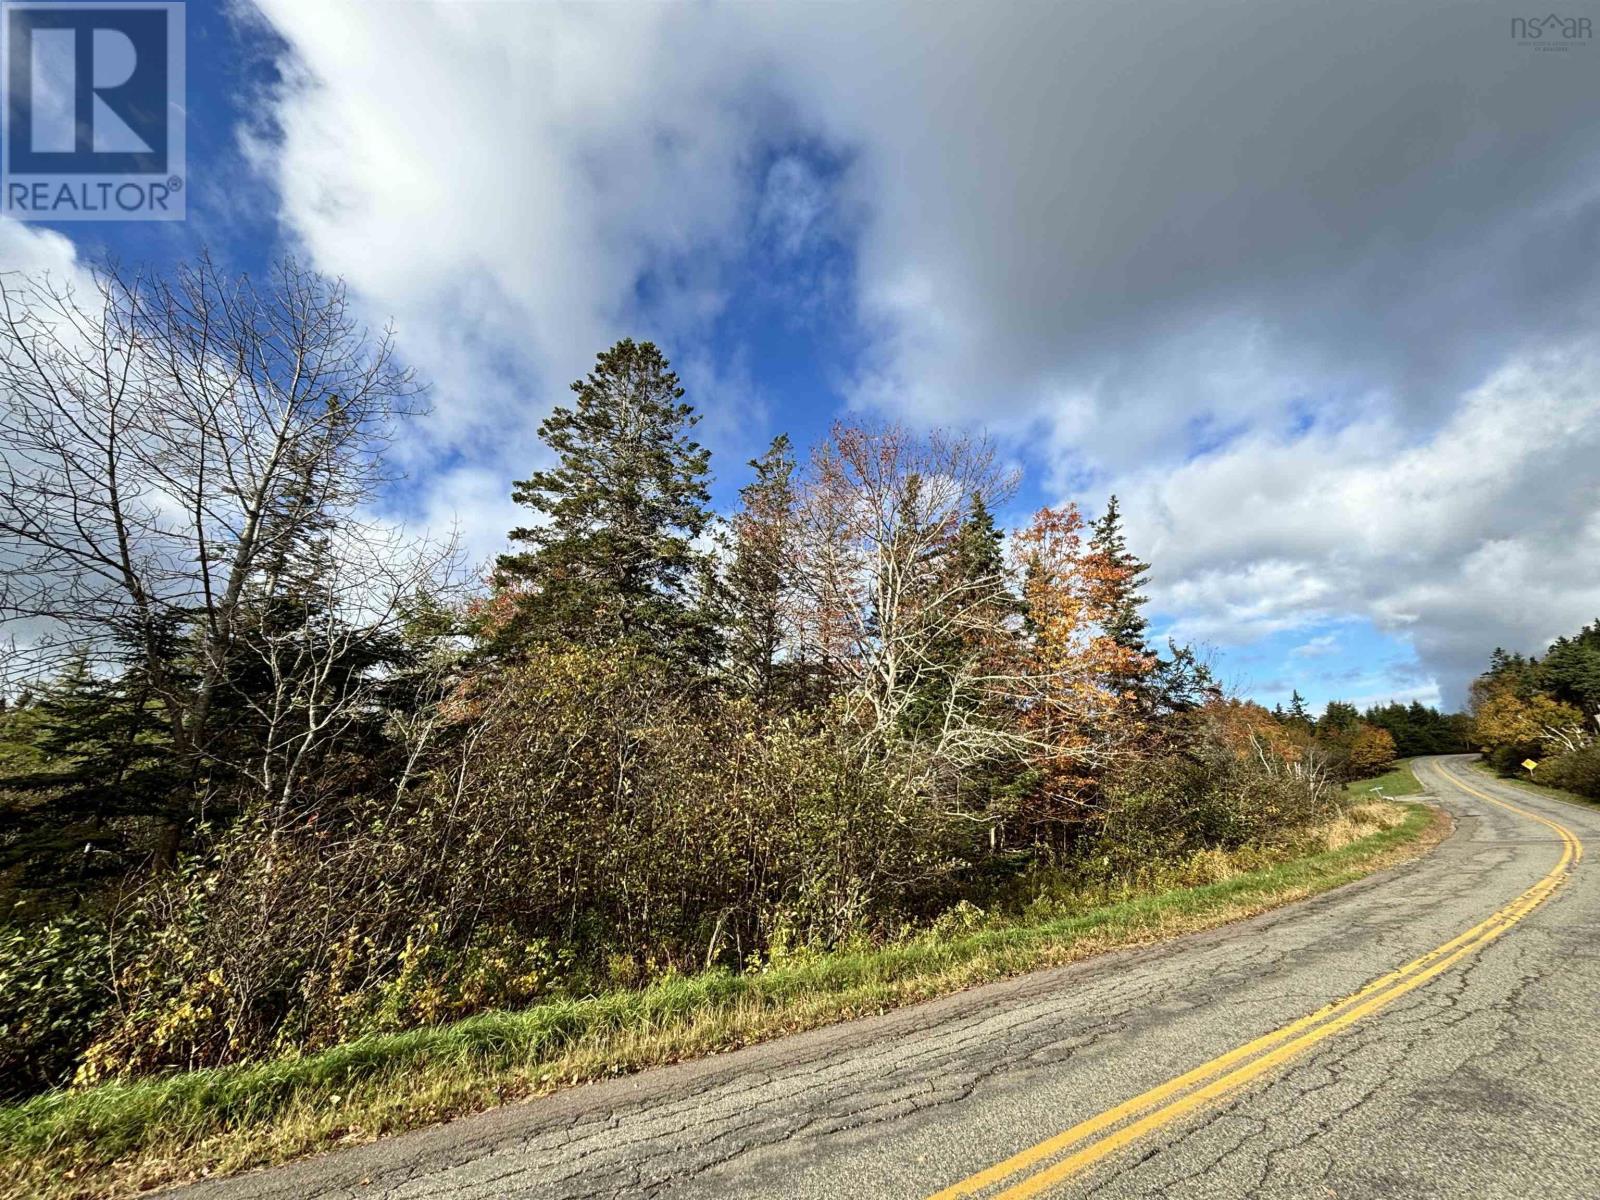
[{"left": 1315, "top": 800, "right": 1409, "bottom": 853}]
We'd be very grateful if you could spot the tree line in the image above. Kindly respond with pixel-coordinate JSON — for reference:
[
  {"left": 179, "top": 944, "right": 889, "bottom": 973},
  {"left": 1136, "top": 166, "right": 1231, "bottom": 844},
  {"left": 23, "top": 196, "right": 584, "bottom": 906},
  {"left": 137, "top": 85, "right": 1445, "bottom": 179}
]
[
  {"left": 1265, "top": 689, "right": 1466, "bottom": 772},
  {"left": 1470, "top": 620, "right": 1600, "bottom": 795},
  {"left": 1, "top": 259, "right": 1382, "bottom": 1099}
]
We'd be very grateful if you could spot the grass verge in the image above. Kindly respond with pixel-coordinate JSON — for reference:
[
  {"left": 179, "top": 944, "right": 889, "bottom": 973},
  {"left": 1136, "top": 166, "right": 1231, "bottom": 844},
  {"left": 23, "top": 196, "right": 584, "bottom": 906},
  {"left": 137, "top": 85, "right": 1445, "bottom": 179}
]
[
  {"left": 1343, "top": 759, "right": 1423, "bottom": 800},
  {"left": 0, "top": 800, "right": 1444, "bottom": 1200},
  {"left": 1469, "top": 758, "right": 1600, "bottom": 811}
]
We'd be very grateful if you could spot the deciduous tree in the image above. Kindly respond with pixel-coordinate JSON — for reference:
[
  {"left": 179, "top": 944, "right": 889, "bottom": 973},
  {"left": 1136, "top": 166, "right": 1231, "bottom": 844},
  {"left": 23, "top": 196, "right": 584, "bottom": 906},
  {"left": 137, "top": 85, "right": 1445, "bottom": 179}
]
[
  {"left": 790, "top": 423, "right": 1018, "bottom": 757},
  {"left": 725, "top": 435, "right": 799, "bottom": 708},
  {"left": 0, "top": 256, "right": 451, "bottom": 858}
]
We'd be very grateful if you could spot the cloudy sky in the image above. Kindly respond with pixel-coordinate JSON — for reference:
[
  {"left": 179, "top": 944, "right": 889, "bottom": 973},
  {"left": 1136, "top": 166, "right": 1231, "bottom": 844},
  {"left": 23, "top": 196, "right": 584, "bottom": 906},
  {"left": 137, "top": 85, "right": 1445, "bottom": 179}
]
[{"left": 10, "top": 0, "right": 1600, "bottom": 710}]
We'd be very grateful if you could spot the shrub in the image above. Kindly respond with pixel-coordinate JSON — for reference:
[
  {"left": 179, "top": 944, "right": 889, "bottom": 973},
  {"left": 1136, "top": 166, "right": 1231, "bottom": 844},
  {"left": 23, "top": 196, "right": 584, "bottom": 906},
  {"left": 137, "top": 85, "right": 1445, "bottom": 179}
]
[
  {"left": 1345, "top": 725, "right": 1397, "bottom": 779},
  {"left": 54, "top": 649, "right": 1352, "bottom": 1089},
  {"left": 0, "top": 911, "right": 112, "bottom": 1097},
  {"left": 74, "top": 644, "right": 972, "bottom": 1081},
  {"left": 1540, "top": 745, "right": 1600, "bottom": 800},
  {"left": 1095, "top": 734, "right": 1340, "bottom": 872}
]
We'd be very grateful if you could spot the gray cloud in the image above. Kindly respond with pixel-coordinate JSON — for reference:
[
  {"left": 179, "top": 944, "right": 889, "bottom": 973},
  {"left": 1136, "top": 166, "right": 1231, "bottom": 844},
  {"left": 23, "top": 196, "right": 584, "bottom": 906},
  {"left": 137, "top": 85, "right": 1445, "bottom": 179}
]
[
  {"left": 240, "top": 0, "right": 1600, "bottom": 701},
  {"left": 750, "top": 1, "right": 1600, "bottom": 452}
]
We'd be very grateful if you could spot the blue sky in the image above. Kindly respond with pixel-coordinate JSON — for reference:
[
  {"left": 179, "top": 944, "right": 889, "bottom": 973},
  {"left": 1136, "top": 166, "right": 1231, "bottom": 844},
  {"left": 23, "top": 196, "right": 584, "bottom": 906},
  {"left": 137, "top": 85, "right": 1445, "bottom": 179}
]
[{"left": 9, "top": 0, "right": 1600, "bottom": 713}]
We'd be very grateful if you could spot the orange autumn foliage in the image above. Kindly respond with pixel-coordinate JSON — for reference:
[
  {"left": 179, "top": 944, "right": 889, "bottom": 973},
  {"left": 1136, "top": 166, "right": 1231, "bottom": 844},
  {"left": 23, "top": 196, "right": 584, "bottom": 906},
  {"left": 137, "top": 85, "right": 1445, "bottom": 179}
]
[
  {"left": 1009, "top": 504, "right": 1148, "bottom": 824},
  {"left": 1202, "top": 698, "right": 1311, "bottom": 766}
]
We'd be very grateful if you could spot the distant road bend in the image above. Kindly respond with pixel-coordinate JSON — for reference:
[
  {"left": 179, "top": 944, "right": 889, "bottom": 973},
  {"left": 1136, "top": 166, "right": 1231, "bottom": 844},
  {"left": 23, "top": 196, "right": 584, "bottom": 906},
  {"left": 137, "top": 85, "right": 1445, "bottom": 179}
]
[{"left": 178, "top": 756, "right": 1600, "bottom": 1199}]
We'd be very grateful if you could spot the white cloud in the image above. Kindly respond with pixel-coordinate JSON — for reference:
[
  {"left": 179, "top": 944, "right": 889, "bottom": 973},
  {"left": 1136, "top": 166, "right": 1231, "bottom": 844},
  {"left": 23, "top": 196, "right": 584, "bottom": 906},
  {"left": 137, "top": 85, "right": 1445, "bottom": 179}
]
[
  {"left": 1345, "top": 680, "right": 1445, "bottom": 712},
  {"left": 0, "top": 218, "right": 87, "bottom": 282},
  {"left": 234, "top": 0, "right": 1600, "bottom": 703},
  {"left": 0, "top": 220, "right": 98, "bottom": 675},
  {"left": 758, "top": 156, "right": 828, "bottom": 258},
  {"left": 1114, "top": 343, "right": 1600, "bottom": 702},
  {"left": 1291, "top": 633, "right": 1340, "bottom": 659},
  {"left": 246, "top": 0, "right": 784, "bottom": 554}
]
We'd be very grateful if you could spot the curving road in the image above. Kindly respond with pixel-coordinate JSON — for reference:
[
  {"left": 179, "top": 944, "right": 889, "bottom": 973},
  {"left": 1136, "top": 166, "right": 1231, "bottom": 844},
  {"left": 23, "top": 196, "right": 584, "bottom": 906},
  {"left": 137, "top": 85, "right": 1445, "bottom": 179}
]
[{"left": 176, "top": 756, "right": 1600, "bottom": 1200}]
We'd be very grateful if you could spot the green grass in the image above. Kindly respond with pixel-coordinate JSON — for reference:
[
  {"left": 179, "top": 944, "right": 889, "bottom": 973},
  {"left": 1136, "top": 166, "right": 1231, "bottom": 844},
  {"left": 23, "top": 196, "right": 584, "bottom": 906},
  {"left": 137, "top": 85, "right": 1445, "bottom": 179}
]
[
  {"left": 1343, "top": 759, "right": 1423, "bottom": 800},
  {"left": 0, "top": 801, "right": 1441, "bottom": 1200}
]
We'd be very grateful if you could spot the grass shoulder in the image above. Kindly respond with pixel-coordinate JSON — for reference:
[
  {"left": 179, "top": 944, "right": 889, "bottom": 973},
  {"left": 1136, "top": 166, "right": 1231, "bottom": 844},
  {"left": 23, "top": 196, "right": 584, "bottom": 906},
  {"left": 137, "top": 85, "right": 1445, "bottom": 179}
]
[
  {"left": 1469, "top": 758, "right": 1600, "bottom": 811},
  {"left": 0, "top": 799, "right": 1444, "bottom": 1200},
  {"left": 1343, "top": 758, "right": 1423, "bottom": 800}
]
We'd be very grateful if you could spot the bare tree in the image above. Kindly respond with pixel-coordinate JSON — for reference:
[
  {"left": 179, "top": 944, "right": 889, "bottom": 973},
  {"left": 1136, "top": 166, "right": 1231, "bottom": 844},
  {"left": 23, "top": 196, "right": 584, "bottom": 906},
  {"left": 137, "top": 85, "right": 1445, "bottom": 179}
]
[
  {"left": 790, "top": 424, "right": 1020, "bottom": 762},
  {"left": 787, "top": 423, "right": 1153, "bottom": 846},
  {"left": 0, "top": 254, "right": 454, "bottom": 852}
]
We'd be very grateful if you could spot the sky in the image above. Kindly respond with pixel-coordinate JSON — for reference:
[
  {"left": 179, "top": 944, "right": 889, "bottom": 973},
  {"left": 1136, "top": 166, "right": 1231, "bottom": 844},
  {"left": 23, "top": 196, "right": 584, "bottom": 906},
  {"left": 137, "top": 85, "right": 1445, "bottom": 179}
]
[{"left": 6, "top": 0, "right": 1600, "bottom": 712}]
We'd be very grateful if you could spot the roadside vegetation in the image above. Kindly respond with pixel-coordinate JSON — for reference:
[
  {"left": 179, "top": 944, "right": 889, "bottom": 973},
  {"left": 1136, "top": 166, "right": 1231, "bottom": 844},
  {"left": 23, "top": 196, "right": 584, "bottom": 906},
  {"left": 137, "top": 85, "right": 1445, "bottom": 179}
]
[
  {"left": 0, "top": 257, "right": 1429, "bottom": 1193},
  {"left": 1469, "top": 761, "right": 1600, "bottom": 811},
  {"left": 1469, "top": 622, "right": 1600, "bottom": 800},
  {"left": 0, "top": 800, "right": 1435, "bottom": 1199}
]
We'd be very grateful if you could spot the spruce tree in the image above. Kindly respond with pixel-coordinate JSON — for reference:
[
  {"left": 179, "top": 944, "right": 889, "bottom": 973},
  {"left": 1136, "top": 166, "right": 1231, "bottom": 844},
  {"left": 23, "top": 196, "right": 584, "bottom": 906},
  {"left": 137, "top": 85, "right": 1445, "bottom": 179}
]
[
  {"left": 1086, "top": 493, "right": 1163, "bottom": 711},
  {"left": 949, "top": 491, "right": 1007, "bottom": 602},
  {"left": 1319, "top": 700, "right": 1359, "bottom": 735},
  {"left": 1088, "top": 495, "right": 1151, "bottom": 653},
  {"left": 1286, "top": 689, "right": 1313, "bottom": 729},
  {"left": 497, "top": 340, "right": 716, "bottom": 667},
  {"left": 0, "top": 649, "right": 179, "bottom": 895},
  {"left": 902, "top": 491, "right": 1010, "bottom": 739},
  {"left": 1536, "top": 620, "right": 1600, "bottom": 713}
]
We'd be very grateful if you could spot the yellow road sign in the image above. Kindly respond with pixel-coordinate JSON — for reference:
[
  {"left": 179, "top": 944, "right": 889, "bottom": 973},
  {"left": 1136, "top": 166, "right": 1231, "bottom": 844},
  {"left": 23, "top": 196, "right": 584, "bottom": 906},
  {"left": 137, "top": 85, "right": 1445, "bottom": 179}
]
[{"left": 1522, "top": 758, "right": 1538, "bottom": 771}]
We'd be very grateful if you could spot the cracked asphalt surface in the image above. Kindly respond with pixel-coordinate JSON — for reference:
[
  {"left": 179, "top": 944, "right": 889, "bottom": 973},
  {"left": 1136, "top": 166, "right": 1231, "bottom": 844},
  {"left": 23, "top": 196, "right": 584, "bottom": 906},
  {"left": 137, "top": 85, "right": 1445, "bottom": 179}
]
[{"left": 171, "top": 756, "right": 1600, "bottom": 1199}]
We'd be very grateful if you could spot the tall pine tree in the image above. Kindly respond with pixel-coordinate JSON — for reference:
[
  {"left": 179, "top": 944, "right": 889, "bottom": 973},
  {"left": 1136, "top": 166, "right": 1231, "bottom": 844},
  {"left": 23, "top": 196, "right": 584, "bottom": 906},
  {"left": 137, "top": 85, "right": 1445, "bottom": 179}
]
[
  {"left": 1087, "top": 495, "right": 1151, "bottom": 653},
  {"left": 1086, "top": 494, "right": 1161, "bottom": 706},
  {"left": 496, "top": 340, "right": 717, "bottom": 668},
  {"left": 1284, "top": 689, "right": 1313, "bottom": 731}
]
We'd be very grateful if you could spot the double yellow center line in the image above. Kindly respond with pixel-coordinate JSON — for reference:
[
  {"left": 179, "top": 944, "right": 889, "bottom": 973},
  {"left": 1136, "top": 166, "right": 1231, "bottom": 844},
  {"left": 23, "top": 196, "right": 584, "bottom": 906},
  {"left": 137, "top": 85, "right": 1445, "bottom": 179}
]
[{"left": 928, "top": 763, "right": 1582, "bottom": 1199}]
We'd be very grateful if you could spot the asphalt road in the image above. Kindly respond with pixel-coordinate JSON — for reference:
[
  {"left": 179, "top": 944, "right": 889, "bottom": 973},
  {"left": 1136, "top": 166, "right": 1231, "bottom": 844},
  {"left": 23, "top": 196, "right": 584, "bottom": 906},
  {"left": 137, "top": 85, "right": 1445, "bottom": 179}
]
[{"left": 174, "top": 755, "right": 1600, "bottom": 1199}]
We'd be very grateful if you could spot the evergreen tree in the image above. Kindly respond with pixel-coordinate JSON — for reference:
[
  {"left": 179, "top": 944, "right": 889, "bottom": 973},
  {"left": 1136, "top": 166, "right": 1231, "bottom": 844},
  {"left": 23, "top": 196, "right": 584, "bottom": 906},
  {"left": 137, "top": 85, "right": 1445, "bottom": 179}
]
[
  {"left": 1318, "top": 700, "right": 1360, "bottom": 736},
  {"left": 1144, "top": 639, "right": 1219, "bottom": 713},
  {"left": 1086, "top": 494, "right": 1163, "bottom": 707},
  {"left": 1362, "top": 700, "right": 1469, "bottom": 756},
  {"left": 496, "top": 340, "right": 716, "bottom": 668},
  {"left": 949, "top": 491, "right": 1007, "bottom": 600},
  {"left": 1088, "top": 495, "right": 1151, "bottom": 653},
  {"left": 1283, "top": 689, "right": 1313, "bottom": 731},
  {"left": 1536, "top": 619, "right": 1600, "bottom": 714},
  {"left": 0, "top": 649, "right": 180, "bottom": 899},
  {"left": 1482, "top": 647, "right": 1537, "bottom": 698},
  {"left": 902, "top": 491, "right": 1011, "bottom": 738},
  {"left": 725, "top": 435, "right": 798, "bottom": 708}
]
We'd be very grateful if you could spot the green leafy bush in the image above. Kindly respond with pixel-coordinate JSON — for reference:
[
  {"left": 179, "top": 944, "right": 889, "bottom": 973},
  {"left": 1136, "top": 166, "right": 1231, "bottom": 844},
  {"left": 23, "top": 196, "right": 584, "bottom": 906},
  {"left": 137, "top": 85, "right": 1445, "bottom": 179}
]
[
  {"left": 1096, "top": 740, "right": 1340, "bottom": 872},
  {"left": 0, "top": 911, "right": 111, "bottom": 1097},
  {"left": 1540, "top": 745, "right": 1600, "bottom": 799}
]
